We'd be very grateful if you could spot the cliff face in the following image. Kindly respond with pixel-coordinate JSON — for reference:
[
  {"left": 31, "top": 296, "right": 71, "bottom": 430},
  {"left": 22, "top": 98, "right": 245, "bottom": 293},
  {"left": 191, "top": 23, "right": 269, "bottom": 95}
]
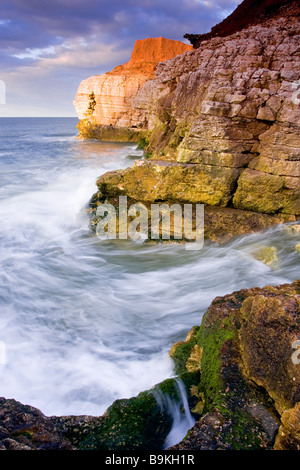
[
  {"left": 92, "top": 1, "right": 300, "bottom": 218},
  {"left": 73, "top": 37, "right": 192, "bottom": 132}
]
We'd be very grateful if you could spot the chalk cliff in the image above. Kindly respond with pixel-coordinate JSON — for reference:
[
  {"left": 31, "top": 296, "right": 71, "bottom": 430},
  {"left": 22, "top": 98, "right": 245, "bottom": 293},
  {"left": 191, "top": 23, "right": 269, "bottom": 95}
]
[{"left": 74, "top": 37, "right": 192, "bottom": 137}]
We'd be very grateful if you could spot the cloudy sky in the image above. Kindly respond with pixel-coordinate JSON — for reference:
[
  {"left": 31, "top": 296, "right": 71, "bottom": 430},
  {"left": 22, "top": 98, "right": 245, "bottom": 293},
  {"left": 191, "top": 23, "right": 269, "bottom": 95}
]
[{"left": 0, "top": 0, "right": 241, "bottom": 117}]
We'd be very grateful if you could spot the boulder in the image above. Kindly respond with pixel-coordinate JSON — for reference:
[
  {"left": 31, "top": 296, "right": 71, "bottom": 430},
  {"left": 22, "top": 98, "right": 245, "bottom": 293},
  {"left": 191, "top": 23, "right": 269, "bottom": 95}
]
[{"left": 170, "top": 281, "right": 300, "bottom": 450}]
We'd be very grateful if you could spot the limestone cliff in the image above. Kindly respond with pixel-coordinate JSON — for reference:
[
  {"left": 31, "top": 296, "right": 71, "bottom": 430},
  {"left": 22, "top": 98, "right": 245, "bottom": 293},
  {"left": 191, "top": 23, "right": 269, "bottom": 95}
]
[
  {"left": 73, "top": 37, "right": 192, "bottom": 137},
  {"left": 91, "top": 0, "right": 300, "bottom": 218}
]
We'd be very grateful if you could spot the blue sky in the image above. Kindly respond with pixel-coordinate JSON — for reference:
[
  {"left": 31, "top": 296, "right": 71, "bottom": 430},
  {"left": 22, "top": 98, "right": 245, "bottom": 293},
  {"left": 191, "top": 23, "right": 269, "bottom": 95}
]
[{"left": 0, "top": 0, "right": 241, "bottom": 117}]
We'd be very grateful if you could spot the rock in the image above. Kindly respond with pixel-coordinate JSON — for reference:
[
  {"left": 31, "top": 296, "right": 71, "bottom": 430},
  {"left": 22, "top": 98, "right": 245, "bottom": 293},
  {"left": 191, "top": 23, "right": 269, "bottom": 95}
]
[
  {"left": 0, "top": 397, "right": 74, "bottom": 450},
  {"left": 74, "top": 37, "right": 192, "bottom": 137},
  {"left": 184, "top": 0, "right": 297, "bottom": 47},
  {"left": 76, "top": 120, "right": 146, "bottom": 142},
  {"left": 0, "top": 376, "right": 199, "bottom": 451},
  {"left": 285, "top": 224, "right": 300, "bottom": 235},
  {"left": 170, "top": 280, "right": 300, "bottom": 450},
  {"left": 251, "top": 246, "right": 278, "bottom": 267},
  {"left": 95, "top": 158, "right": 241, "bottom": 206},
  {"left": 143, "top": 6, "right": 300, "bottom": 216},
  {"left": 233, "top": 169, "right": 300, "bottom": 215},
  {"left": 88, "top": 163, "right": 294, "bottom": 244},
  {"left": 52, "top": 385, "right": 174, "bottom": 450},
  {"left": 274, "top": 403, "right": 300, "bottom": 450}
]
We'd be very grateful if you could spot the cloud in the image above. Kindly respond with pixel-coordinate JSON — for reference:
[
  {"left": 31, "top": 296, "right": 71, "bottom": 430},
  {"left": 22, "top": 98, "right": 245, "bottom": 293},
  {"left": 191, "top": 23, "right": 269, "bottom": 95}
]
[
  {"left": 38, "top": 39, "right": 131, "bottom": 70},
  {"left": 0, "top": 0, "right": 242, "bottom": 116},
  {"left": 13, "top": 45, "right": 56, "bottom": 60},
  {"left": 1, "top": 0, "right": 242, "bottom": 50}
]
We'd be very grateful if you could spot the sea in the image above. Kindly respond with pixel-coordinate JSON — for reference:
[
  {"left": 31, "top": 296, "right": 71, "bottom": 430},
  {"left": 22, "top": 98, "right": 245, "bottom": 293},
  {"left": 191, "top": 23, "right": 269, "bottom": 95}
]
[{"left": 0, "top": 117, "right": 299, "bottom": 445}]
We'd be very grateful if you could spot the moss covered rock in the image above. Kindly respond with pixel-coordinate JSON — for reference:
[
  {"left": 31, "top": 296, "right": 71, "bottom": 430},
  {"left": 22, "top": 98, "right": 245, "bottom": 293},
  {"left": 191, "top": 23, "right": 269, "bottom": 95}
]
[
  {"left": 53, "top": 389, "right": 173, "bottom": 450},
  {"left": 0, "top": 374, "right": 199, "bottom": 451},
  {"left": 169, "top": 280, "right": 300, "bottom": 450}
]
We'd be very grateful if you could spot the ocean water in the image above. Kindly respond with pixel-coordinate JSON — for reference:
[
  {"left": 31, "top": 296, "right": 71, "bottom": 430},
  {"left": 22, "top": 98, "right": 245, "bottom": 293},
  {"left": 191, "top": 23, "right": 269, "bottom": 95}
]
[{"left": 0, "top": 118, "right": 299, "bottom": 441}]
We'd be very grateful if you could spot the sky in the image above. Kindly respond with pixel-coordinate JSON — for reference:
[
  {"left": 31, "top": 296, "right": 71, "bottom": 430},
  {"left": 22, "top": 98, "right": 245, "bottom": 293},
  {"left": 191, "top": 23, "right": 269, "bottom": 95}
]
[{"left": 0, "top": 0, "right": 242, "bottom": 117}]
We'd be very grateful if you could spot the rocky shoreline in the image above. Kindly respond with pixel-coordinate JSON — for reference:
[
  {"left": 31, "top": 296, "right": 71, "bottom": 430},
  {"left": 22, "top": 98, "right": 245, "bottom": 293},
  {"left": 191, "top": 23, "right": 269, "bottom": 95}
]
[
  {"left": 1, "top": 0, "right": 299, "bottom": 452},
  {"left": 0, "top": 280, "right": 299, "bottom": 450}
]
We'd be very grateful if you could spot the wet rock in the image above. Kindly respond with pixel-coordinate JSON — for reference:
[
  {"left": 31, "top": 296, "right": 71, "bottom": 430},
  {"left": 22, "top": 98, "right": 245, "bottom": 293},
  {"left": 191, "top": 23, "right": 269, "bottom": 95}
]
[
  {"left": 88, "top": 177, "right": 294, "bottom": 245},
  {"left": 251, "top": 246, "right": 279, "bottom": 267},
  {"left": 285, "top": 224, "right": 300, "bottom": 235},
  {"left": 0, "top": 376, "right": 199, "bottom": 451},
  {"left": 0, "top": 397, "right": 74, "bottom": 450}
]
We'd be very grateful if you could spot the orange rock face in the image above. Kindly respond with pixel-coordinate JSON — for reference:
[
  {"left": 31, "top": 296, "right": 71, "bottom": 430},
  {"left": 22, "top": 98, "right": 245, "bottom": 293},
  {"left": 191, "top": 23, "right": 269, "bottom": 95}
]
[
  {"left": 73, "top": 37, "right": 192, "bottom": 127},
  {"left": 127, "top": 37, "right": 193, "bottom": 68}
]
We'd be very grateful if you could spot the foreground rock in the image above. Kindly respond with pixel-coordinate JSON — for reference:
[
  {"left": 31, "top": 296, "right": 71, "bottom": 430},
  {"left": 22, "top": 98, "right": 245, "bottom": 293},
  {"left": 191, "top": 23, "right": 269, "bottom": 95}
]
[
  {"left": 0, "top": 398, "right": 74, "bottom": 450},
  {"left": 0, "top": 281, "right": 299, "bottom": 450},
  {"left": 170, "top": 280, "right": 300, "bottom": 450},
  {"left": 0, "top": 376, "right": 197, "bottom": 450}
]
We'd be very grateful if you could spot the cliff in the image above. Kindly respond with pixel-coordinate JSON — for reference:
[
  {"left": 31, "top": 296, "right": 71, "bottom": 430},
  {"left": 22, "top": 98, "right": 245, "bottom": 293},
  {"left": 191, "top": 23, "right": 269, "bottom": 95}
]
[
  {"left": 74, "top": 37, "right": 192, "bottom": 137},
  {"left": 90, "top": 0, "right": 300, "bottom": 219}
]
